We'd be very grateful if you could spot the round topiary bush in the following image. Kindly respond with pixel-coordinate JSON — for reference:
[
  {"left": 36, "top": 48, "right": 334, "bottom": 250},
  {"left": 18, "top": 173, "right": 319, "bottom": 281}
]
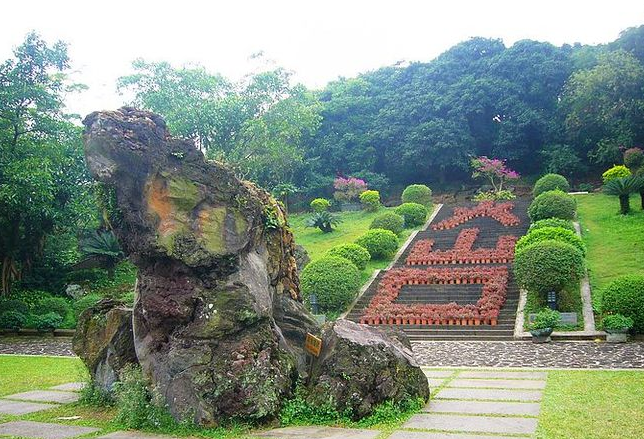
[
  {"left": 515, "top": 227, "right": 586, "bottom": 256},
  {"left": 310, "top": 198, "right": 331, "bottom": 212},
  {"left": 355, "top": 228, "right": 399, "bottom": 259},
  {"left": 602, "top": 165, "right": 631, "bottom": 184},
  {"left": 401, "top": 184, "right": 432, "bottom": 207},
  {"left": 394, "top": 203, "right": 428, "bottom": 227},
  {"left": 0, "top": 311, "right": 27, "bottom": 331},
  {"left": 533, "top": 174, "right": 570, "bottom": 197},
  {"left": 528, "top": 190, "right": 577, "bottom": 221},
  {"left": 601, "top": 274, "right": 644, "bottom": 333},
  {"left": 327, "top": 243, "right": 371, "bottom": 270},
  {"left": 300, "top": 256, "right": 361, "bottom": 313},
  {"left": 359, "top": 190, "right": 381, "bottom": 212},
  {"left": 514, "top": 240, "right": 585, "bottom": 294},
  {"left": 32, "top": 312, "right": 64, "bottom": 332},
  {"left": 529, "top": 218, "right": 575, "bottom": 232},
  {"left": 370, "top": 212, "right": 405, "bottom": 236}
]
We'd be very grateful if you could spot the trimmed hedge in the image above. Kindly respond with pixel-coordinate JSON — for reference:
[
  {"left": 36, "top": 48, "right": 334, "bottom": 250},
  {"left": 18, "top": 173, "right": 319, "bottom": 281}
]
[
  {"left": 394, "top": 202, "right": 428, "bottom": 227},
  {"left": 515, "top": 226, "right": 586, "bottom": 256},
  {"left": 355, "top": 229, "right": 399, "bottom": 259},
  {"left": 300, "top": 256, "right": 361, "bottom": 313},
  {"left": 401, "top": 184, "right": 432, "bottom": 207},
  {"left": 0, "top": 311, "right": 27, "bottom": 331},
  {"left": 514, "top": 240, "right": 585, "bottom": 294},
  {"left": 359, "top": 190, "right": 381, "bottom": 212},
  {"left": 327, "top": 243, "right": 371, "bottom": 270},
  {"left": 533, "top": 174, "right": 570, "bottom": 197},
  {"left": 310, "top": 198, "right": 330, "bottom": 212},
  {"left": 602, "top": 165, "right": 631, "bottom": 183},
  {"left": 529, "top": 218, "right": 575, "bottom": 232},
  {"left": 602, "top": 275, "right": 644, "bottom": 333},
  {"left": 370, "top": 212, "right": 405, "bottom": 236},
  {"left": 528, "top": 190, "right": 577, "bottom": 221}
]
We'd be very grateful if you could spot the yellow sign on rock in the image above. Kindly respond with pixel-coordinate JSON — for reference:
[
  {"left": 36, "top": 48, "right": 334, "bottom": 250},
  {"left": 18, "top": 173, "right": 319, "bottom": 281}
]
[{"left": 304, "top": 333, "right": 323, "bottom": 357}]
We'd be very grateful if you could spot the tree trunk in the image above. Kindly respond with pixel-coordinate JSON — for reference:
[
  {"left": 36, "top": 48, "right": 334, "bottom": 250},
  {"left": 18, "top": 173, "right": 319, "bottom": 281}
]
[{"left": 619, "top": 195, "right": 631, "bottom": 215}]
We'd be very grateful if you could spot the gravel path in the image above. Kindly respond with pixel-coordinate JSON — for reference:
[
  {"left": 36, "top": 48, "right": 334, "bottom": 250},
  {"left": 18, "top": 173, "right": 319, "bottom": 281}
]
[
  {"left": 413, "top": 340, "right": 644, "bottom": 369},
  {"left": 0, "top": 337, "right": 74, "bottom": 357}
]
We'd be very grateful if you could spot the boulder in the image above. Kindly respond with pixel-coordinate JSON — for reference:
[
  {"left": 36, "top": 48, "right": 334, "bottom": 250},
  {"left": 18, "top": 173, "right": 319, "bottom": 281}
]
[
  {"left": 73, "top": 299, "right": 138, "bottom": 391},
  {"left": 307, "top": 319, "right": 429, "bottom": 419},
  {"left": 82, "top": 108, "right": 318, "bottom": 425},
  {"left": 294, "top": 244, "right": 310, "bottom": 273}
]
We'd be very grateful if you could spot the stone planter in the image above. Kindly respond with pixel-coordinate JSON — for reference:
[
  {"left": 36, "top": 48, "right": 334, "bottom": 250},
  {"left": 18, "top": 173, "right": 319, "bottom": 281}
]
[
  {"left": 530, "top": 328, "right": 553, "bottom": 343},
  {"left": 605, "top": 329, "right": 629, "bottom": 343},
  {"left": 339, "top": 202, "right": 362, "bottom": 212}
]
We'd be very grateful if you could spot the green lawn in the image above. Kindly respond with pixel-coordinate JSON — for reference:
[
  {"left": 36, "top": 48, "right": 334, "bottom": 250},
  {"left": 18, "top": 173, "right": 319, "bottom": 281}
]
[
  {"left": 0, "top": 355, "right": 87, "bottom": 397},
  {"left": 538, "top": 370, "right": 644, "bottom": 439},
  {"left": 289, "top": 207, "right": 422, "bottom": 284},
  {"left": 576, "top": 193, "right": 644, "bottom": 308}
]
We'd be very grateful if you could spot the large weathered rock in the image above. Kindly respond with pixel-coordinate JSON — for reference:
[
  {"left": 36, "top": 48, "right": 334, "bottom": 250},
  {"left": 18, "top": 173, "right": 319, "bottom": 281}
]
[
  {"left": 82, "top": 108, "right": 319, "bottom": 425},
  {"left": 73, "top": 299, "right": 138, "bottom": 391},
  {"left": 307, "top": 319, "right": 429, "bottom": 419}
]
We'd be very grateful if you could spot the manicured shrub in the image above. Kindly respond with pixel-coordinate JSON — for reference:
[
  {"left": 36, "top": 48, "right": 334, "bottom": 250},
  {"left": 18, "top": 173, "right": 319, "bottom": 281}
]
[
  {"left": 359, "top": 190, "right": 381, "bottom": 212},
  {"left": 0, "top": 311, "right": 27, "bottom": 330},
  {"left": 327, "top": 243, "right": 371, "bottom": 270},
  {"left": 529, "top": 218, "right": 575, "bottom": 232},
  {"left": 310, "top": 198, "right": 331, "bottom": 212},
  {"left": 394, "top": 203, "right": 428, "bottom": 227},
  {"left": 602, "top": 275, "right": 644, "bottom": 333},
  {"left": 0, "top": 299, "right": 29, "bottom": 315},
  {"left": 300, "top": 256, "right": 361, "bottom": 313},
  {"left": 624, "top": 147, "right": 644, "bottom": 171},
  {"left": 530, "top": 309, "right": 561, "bottom": 330},
  {"left": 370, "top": 212, "right": 405, "bottom": 236},
  {"left": 33, "top": 297, "right": 71, "bottom": 318},
  {"left": 515, "top": 227, "right": 586, "bottom": 256},
  {"left": 602, "top": 314, "right": 634, "bottom": 332},
  {"left": 32, "top": 312, "right": 64, "bottom": 332},
  {"left": 602, "top": 165, "right": 631, "bottom": 184},
  {"left": 355, "top": 229, "right": 399, "bottom": 259},
  {"left": 514, "top": 240, "right": 585, "bottom": 294},
  {"left": 533, "top": 174, "right": 570, "bottom": 197},
  {"left": 528, "top": 190, "right": 577, "bottom": 221},
  {"left": 401, "top": 184, "right": 432, "bottom": 207}
]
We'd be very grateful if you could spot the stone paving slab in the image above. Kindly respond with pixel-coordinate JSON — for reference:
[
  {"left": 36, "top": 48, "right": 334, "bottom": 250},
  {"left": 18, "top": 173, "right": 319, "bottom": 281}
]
[
  {"left": 435, "top": 388, "right": 542, "bottom": 401},
  {"left": 4, "top": 390, "right": 79, "bottom": 404},
  {"left": 389, "top": 431, "right": 522, "bottom": 439},
  {"left": 457, "top": 370, "right": 547, "bottom": 380},
  {"left": 97, "top": 432, "right": 179, "bottom": 438},
  {"left": 423, "top": 399, "right": 541, "bottom": 416},
  {"left": 255, "top": 426, "right": 380, "bottom": 439},
  {"left": 0, "top": 399, "right": 56, "bottom": 415},
  {"left": 428, "top": 379, "right": 445, "bottom": 388},
  {"left": 404, "top": 413, "right": 537, "bottom": 435},
  {"left": 423, "top": 370, "right": 456, "bottom": 378},
  {"left": 0, "top": 420, "right": 99, "bottom": 438},
  {"left": 49, "top": 382, "right": 84, "bottom": 392},
  {"left": 449, "top": 379, "right": 546, "bottom": 389}
]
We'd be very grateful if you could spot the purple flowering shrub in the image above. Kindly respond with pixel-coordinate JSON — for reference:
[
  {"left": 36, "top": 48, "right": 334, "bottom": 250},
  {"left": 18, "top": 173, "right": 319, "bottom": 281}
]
[
  {"left": 471, "top": 156, "right": 520, "bottom": 200},
  {"left": 333, "top": 177, "right": 368, "bottom": 202}
]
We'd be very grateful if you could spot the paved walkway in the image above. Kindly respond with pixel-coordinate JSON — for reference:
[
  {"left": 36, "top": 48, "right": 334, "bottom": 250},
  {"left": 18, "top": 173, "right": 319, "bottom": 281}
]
[
  {"left": 412, "top": 341, "right": 644, "bottom": 368},
  {"left": 0, "top": 336, "right": 74, "bottom": 357}
]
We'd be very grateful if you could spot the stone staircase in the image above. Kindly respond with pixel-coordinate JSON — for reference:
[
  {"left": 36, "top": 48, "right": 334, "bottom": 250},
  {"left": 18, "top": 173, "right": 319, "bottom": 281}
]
[{"left": 346, "top": 200, "right": 530, "bottom": 341}]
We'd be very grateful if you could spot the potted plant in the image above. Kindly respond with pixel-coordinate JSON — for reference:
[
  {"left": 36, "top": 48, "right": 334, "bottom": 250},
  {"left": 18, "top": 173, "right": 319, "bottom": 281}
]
[
  {"left": 602, "top": 314, "right": 633, "bottom": 343},
  {"left": 529, "top": 308, "right": 561, "bottom": 343}
]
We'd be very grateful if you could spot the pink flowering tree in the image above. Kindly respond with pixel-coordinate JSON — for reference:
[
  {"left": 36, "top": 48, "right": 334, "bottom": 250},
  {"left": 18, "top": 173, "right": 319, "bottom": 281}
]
[
  {"left": 471, "top": 156, "right": 520, "bottom": 195},
  {"left": 333, "top": 177, "right": 368, "bottom": 202}
]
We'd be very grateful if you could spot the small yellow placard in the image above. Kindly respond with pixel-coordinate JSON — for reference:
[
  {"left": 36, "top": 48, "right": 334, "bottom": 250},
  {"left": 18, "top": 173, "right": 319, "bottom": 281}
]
[{"left": 304, "top": 333, "right": 323, "bottom": 357}]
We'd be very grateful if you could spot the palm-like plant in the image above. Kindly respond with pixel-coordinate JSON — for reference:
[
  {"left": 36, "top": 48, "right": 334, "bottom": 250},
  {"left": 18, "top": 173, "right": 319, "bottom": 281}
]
[
  {"left": 305, "top": 211, "right": 342, "bottom": 233},
  {"left": 602, "top": 176, "right": 644, "bottom": 215},
  {"left": 80, "top": 230, "right": 123, "bottom": 277}
]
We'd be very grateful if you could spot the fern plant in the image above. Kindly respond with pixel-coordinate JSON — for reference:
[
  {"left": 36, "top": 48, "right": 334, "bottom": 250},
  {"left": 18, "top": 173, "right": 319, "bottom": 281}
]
[
  {"left": 603, "top": 176, "right": 644, "bottom": 214},
  {"left": 305, "top": 211, "right": 341, "bottom": 233}
]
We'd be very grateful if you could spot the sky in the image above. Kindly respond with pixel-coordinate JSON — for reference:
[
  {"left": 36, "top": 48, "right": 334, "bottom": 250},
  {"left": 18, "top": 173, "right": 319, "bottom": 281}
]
[{"left": 2, "top": 0, "right": 644, "bottom": 117}]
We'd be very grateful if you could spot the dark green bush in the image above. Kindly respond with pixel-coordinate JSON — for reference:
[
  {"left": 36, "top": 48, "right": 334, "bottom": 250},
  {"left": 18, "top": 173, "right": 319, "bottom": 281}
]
[
  {"left": 528, "top": 190, "right": 577, "bottom": 221},
  {"left": 515, "top": 227, "right": 586, "bottom": 256},
  {"left": 0, "top": 299, "right": 29, "bottom": 315},
  {"left": 0, "top": 311, "right": 27, "bottom": 330},
  {"left": 401, "top": 184, "right": 432, "bottom": 207},
  {"left": 394, "top": 203, "right": 428, "bottom": 227},
  {"left": 529, "top": 218, "right": 575, "bottom": 232},
  {"left": 32, "top": 312, "right": 64, "bottom": 332},
  {"left": 533, "top": 174, "right": 570, "bottom": 197},
  {"left": 370, "top": 212, "right": 405, "bottom": 236},
  {"left": 602, "top": 275, "right": 644, "bottom": 333},
  {"left": 300, "top": 256, "right": 361, "bottom": 313},
  {"left": 79, "top": 379, "right": 115, "bottom": 407},
  {"left": 355, "top": 229, "right": 399, "bottom": 259},
  {"left": 327, "top": 243, "right": 371, "bottom": 270},
  {"left": 514, "top": 240, "right": 585, "bottom": 294},
  {"left": 530, "top": 309, "right": 561, "bottom": 330},
  {"left": 33, "top": 297, "right": 71, "bottom": 318}
]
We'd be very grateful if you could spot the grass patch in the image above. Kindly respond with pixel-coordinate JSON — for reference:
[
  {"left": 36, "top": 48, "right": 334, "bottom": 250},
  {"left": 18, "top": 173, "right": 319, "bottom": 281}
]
[
  {"left": 538, "top": 370, "right": 644, "bottom": 439},
  {"left": 576, "top": 193, "right": 644, "bottom": 310},
  {"left": 0, "top": 354, "right": 87, "bottom": 396}
]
